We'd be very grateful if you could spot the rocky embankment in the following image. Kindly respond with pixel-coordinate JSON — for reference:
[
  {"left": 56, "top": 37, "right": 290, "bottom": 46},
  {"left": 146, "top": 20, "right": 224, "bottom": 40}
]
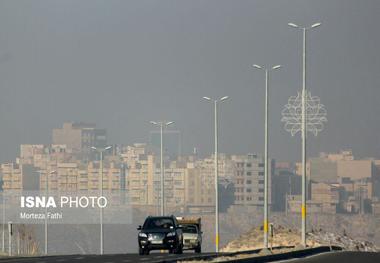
[{"left": 221, "top": 225, "right": 379, "bottom": 252}]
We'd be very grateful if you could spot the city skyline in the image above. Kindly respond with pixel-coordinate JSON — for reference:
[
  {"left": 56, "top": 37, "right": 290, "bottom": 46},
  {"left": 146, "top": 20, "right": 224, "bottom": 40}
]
[{"left": 0, "top": 1, "right": 379, "bottom": 259}]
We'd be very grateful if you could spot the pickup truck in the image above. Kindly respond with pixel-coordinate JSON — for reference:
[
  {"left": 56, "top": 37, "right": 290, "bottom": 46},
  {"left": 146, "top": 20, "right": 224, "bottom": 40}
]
[{"left": 177, "top": 217, "right": 202, "bottom": 253}]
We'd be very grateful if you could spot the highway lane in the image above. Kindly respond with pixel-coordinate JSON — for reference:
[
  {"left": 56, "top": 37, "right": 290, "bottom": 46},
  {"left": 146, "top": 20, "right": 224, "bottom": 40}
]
[
  {"left": 0, "top": 252, "right": 217, "bottom": 263},
  {"left": 1, "top": 251, "right": 379, "bottom": 263}
]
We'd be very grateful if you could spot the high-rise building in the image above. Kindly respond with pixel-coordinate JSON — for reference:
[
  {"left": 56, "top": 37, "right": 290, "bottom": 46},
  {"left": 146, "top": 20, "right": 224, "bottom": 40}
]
[
  {"left": 309, "top": 157, "right": 338, "bottom": 183},
  {"left": 272, "top": 172, "right": 301, "bottom": 211},
  {"left": 1, "top": 163, "right": 38, "bottom": 190},
  {"left": 52, "top": 122, "right": 107, "bottom": 155},
  {"left": 337, "top": 159, "right": 374, "bottom": 181},
  {"left": 126, "top": 154, "right": 156, "bottom": 207},
  {"left": 231, "top": 154, "right": 273, "bottom": 208}
]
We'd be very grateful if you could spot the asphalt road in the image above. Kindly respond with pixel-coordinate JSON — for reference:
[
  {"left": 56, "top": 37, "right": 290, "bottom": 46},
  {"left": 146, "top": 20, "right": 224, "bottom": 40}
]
[
  {"left": 0, "top": 252, "right": 216, "bottom": 263},
  {"left": 278, "top": 251, "right": 380, "bottom": 263},
  {"left": 0, "top": 251, "right": 379, "bottom": 263}
]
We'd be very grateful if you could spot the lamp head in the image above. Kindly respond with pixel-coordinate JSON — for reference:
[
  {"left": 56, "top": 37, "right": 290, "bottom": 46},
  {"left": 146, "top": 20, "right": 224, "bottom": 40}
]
[
  {"left": 288, "top": 23, "right": 299, "bottom": 28},
  {"left": 252, "top": 64, "right": 262, "bottom": 69}
]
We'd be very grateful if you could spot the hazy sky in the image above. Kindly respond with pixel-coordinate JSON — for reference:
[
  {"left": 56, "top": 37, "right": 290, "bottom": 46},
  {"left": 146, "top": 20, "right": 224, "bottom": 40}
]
[{"left": 0, "top": 0, "right": 379, "bottom": 162}]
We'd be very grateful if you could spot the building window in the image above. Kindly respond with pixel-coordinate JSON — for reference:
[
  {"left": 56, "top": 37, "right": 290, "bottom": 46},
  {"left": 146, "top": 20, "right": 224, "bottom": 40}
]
[
  {"left": 259, "top": 197, "right": 264, "bottom": 201},
  {"left": 259, "top": 188, "right": 264, "bottom": 193},
  {"left": 247, "top": 172, "right": 252, "bottom": 176},
  {"left": 259, "top": 172, "right": 264, "bottom": 176},
  {"left": 246, "top": 163, "right": 252, "bottom": 168},
  {"left": 259, "top": 180, "right": 264, "bottom": 184},
  {"left": 247, "top": 188, "right": 252, "bottom": 193},
  {"left": 247, "top": 180, "right": 252, "bottom": 184},
  {"left": 259, "top": 163, "right": 264, "bottom": 167}
]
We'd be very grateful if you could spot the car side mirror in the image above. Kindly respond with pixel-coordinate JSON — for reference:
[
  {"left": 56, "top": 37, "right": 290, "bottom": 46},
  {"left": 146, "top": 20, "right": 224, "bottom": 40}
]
[
  {"left": 177, "top": 224, "right": 183, "bottom": 229},
  {"left": 137, "top": 225, "right": 142, "bottom": 230}
]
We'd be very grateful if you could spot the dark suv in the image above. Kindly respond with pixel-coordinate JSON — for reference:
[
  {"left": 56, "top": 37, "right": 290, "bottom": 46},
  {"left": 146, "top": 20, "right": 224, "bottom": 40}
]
[{"left": 137, "top": 216, "right": 183, "bottom": 255}]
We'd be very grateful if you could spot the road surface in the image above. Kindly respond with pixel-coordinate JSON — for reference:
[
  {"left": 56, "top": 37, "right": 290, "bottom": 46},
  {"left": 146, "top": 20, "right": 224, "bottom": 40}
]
[
  {"left": 0, "top": 251, "right": 379, "bottom": 263},
  {"left": 278, "top": 251, "right": 380, "bottom": 263},
  {"left": 0, "top": 252, "right": 216, "bottom": 263}
]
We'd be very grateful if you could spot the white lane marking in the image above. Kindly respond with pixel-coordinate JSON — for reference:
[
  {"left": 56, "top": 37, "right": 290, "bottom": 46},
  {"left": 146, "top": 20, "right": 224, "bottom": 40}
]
[{"left": 269, "top": 251, "right": 338, "bottom": 263}]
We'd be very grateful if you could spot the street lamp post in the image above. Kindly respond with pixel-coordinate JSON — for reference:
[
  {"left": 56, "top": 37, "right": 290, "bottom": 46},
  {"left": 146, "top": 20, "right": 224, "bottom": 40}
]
[
  {"left": 36, "top": 169, "right": 56, "bottom": 255},
  {"left": 91, "top": 146, "right": 112, "bottom": 255},
  {"left": 2, "top": 192, "right": 5, "bottom": 252},
  {"left": 203, "top": 96, "right": 229, "bottom": 253},
  {"left": 252, "top": 64, "right": 281, "bottom": 249},
  {"left": 150, "top": 121, "right": 174, "bottom": 216},
  {"left": 288, "top": 22, "right": 321, "bottom": 247},
  {"left": 44, "top": 170, "right": 56, "bottom": 255}
]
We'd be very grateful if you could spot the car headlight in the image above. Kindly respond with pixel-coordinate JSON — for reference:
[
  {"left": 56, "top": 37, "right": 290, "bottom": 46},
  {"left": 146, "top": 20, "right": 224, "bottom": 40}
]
[
  {"left": 139, "top": 233, "right": 147, "bottom": 238},
  {"left": 166, "top": 232, "right": 176, "bottom": 237}
]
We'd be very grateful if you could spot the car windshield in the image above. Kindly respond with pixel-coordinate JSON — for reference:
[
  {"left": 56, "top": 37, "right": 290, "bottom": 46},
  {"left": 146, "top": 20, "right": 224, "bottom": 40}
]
[
  {"left": 143, "top": 218, "right": 175, "bottom": 230},
  {"left": 183, "top": 225, "right": 197, "bottom": 234}
]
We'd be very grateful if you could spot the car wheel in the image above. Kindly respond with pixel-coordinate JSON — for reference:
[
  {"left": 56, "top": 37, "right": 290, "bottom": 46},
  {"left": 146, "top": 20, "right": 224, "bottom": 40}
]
[
  {"left": 139, "top": 248, "right": 145, "bottom": 255},
  {"left": 195, "top": 245, "right": 201, "bottom": 253},
  {"left": 144, "top": 249, "right": 150, "bottom": 255},
  {"left": 175, "top": 245, "right": 183, "bottom": 254}
]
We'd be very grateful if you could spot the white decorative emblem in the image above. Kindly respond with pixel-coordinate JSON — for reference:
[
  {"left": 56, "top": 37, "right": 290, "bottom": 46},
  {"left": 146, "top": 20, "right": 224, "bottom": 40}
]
[{"left": 281, "top": 91, "right": 327, "bottom": 136}]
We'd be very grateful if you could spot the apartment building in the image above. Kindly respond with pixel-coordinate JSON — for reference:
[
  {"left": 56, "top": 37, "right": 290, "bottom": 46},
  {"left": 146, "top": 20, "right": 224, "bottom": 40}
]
[
  {"left": 1, "top": 163, "right": 39, "bottom": 191},
  {"left": 1, "top": 163, "right": 23, "bottom": 190},
  {"left": 231, "top": 154, "right": 273, "bottom": 208},
  {"left": 309, "top": 157, "right": 338, "bottom": 183},
  {"left": 155, "top": 164, "right": 186, "bottom": 210},
  {"left": 52, "top": 122, "right": 107, "bottom": 154},
  {"left": 87, "top": 161, "right": 123, "bottom": 191},
  {"left": 310, "top": 182, "right": 340, "bottom": 213},
  {"left": 126, "top": 154, "right": 156, "bottom": 206}
]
